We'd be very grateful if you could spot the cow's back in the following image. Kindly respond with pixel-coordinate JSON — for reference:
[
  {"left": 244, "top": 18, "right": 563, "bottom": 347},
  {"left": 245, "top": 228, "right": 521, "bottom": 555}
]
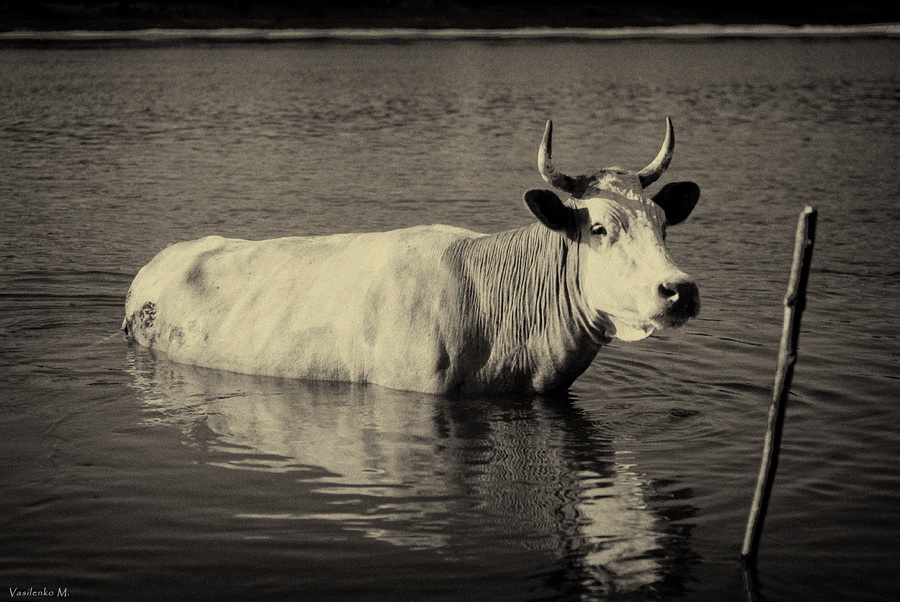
[{"left": 124, "top": 225, "right": 481, "bottom": 391}]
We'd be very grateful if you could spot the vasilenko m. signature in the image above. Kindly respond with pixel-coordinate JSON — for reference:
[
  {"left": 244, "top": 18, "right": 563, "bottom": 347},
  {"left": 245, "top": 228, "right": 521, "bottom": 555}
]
[{"left": 8, "top": 587, "right": 70, "bottom": 598}]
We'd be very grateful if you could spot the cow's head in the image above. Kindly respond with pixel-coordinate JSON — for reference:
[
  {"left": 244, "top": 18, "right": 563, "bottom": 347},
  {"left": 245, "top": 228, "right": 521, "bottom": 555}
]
[{"left": 524, "top": 119, "right": 700, "bottom": 342}]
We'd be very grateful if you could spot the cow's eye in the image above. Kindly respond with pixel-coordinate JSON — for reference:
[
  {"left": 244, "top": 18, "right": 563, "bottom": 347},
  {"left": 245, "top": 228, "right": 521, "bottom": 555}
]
[{"left": 591, "top": 224, "right": 608, "bottom": 237}]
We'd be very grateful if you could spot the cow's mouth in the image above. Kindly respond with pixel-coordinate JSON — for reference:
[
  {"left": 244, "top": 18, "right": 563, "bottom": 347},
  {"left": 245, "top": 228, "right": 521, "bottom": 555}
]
[
  {"left": 652, "top": 314, "right": 691, "bottom": 331},
  {"left": 651, "top": 301, "right": 700, "bottom": 331}
]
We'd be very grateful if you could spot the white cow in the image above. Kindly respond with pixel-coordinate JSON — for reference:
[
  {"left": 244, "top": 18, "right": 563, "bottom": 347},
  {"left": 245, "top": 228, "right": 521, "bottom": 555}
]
[{"left": 123, "top": 119, "right": 700, "bottom": 394}]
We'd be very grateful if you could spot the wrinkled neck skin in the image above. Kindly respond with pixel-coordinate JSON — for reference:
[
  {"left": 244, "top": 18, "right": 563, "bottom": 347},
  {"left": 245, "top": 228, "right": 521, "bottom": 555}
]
[{"left": 446, "top": 223, "right": 611, "bottom": 393}]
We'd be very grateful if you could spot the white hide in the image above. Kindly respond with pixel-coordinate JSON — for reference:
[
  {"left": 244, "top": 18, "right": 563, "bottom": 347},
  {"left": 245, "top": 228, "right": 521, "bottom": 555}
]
[
  {"left": 124, "top": 177, "right": 697, "bottom": 394},
  {"left": 125, "top": 226, "right": 482, "bottom": 394}
]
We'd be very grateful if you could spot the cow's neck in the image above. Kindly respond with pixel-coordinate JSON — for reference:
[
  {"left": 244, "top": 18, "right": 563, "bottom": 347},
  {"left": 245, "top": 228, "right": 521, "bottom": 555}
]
[{"left": 447, "top": 223, "right": 609, "bottom": 391}]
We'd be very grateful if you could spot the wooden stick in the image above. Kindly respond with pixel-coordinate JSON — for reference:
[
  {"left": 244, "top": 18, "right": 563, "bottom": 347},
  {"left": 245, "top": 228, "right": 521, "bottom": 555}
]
[{"left": 741, "top": 205, "right": 817, "bottom": 565}]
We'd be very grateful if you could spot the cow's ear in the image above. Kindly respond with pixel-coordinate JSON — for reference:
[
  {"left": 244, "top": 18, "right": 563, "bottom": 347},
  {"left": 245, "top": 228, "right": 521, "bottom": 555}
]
[
  {"left": 652, "top": 181, "right": 700, "bottom": 226},
  {"left": 524, "top": 189, "right": 574, "bottom": 231}
]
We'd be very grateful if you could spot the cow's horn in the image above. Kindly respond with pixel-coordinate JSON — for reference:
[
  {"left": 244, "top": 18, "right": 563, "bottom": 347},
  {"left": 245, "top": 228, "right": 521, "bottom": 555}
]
[
  {"left": 538, "top": 120, "right": 579, "bottom": 193},
  {"left": 637, "top": 117, "right": 674, "bottom": 188}
]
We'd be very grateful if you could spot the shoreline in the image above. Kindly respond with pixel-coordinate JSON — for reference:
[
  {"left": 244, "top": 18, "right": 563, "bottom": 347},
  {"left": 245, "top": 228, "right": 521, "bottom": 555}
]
[
  {"left": 2, "top": 23, "right": 898, "bottom": 45},
  {"left": 2, "top": 2, "right": 898, "bottom": 35}
]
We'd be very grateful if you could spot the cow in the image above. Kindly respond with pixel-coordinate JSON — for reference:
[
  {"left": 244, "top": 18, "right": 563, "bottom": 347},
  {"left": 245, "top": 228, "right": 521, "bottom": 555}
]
[{"left": 123, "top": 119, "right": 701, "bottom": 395}]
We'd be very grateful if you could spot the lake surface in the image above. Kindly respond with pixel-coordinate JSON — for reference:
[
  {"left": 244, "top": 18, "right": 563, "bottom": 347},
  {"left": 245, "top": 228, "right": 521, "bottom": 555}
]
[{"left": 1, "top": 35, "right": 898, "bottom": 600}]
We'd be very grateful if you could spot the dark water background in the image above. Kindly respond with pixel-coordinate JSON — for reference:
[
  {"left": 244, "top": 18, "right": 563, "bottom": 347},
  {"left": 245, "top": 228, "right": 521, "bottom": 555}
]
[{"left": 1, "top": 37, "right": 898, "bottom": 600}]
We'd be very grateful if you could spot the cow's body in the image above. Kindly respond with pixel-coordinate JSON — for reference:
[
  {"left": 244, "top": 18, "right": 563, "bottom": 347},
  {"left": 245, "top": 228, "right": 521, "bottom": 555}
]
[
  {"left": 124, "top": 223, "right": 602, "bottom": 394},
  {"left": 124, "top": 119, "right": 701, "bottom": 394}
]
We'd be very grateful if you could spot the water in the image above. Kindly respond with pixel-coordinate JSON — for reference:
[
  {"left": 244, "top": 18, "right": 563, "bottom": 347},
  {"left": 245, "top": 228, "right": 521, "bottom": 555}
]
[{"left": 1, "top": 36, "right": 898, "bottom": 600}]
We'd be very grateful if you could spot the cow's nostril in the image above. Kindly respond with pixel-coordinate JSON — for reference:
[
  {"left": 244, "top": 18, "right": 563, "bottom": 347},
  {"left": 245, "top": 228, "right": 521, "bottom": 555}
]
[
  {"left": 659, "top": 280, "right": 700, "bottom": 318},
  {"left": 661, "top": 280, "right": 700, "bottom": 319},
  {"left": 658, "top": 283, "right": 678, "bottom": 299}
]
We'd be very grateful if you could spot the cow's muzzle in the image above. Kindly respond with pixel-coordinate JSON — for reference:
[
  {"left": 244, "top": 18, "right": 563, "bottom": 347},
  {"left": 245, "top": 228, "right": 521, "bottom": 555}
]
[{"left": 657, "top": 280, "right": 700, "bottom": 326}]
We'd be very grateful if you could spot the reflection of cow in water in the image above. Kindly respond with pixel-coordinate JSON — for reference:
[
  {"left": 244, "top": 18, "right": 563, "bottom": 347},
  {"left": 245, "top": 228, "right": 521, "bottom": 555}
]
[
  {"left": 128, "top": 350, "right": 696, "bottom": 597},
  {"left": 124, "top": 119, "right": 699, "bottom": 394}
]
